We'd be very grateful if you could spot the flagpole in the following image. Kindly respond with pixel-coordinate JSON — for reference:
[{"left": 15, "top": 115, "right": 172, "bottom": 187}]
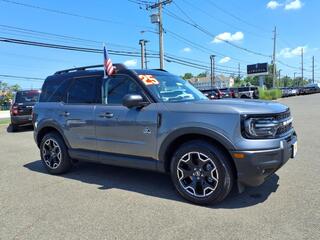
[{"left": 103, "top": 43, "right": 107, "bottom": 79}]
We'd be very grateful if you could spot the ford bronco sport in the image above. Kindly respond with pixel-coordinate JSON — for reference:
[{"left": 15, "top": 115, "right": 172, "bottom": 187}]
[{"left": 33, "top": 64, "right": 297, "bottom": 205}]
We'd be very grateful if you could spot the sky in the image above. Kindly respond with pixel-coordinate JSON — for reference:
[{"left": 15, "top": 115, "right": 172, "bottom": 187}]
[{"left": 0, "top": 0, "right": 319, "bottom": 89}]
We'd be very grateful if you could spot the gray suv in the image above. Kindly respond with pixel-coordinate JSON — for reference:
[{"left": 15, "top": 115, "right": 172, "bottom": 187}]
[{"left": 33, "top": 64, "right": 297, "bottom": 205}]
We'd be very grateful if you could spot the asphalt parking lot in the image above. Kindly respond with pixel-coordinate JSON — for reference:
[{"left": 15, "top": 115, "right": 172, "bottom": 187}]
[{"left": 1, "top": 94, "right": 320, "bottom": 240}]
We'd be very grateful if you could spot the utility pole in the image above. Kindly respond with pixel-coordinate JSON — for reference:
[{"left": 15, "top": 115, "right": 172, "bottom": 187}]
[
  {"left": 278, "top": 69, "right": 281, "bottom": 87},
  {"left": 312, "top": 56, "right": 315, "bottom": 83},
  {"left": 272, "top": 26, "right": 277, "bottom": 88},
  {"left": 238, "top": 63, "right": 241, "bottom": 79},
  {"left": 301, "top": 48, "right": 304, "bottom": 86},
  {"left": 144, "top": 40, "right": 148, "bottom": 69},
  {"left": 148, "top": 0, "right": 172, "bottom": 69},
  {"left": 139, "top": 39, "right": 146, "bottom": 69},
  {"left": 210, "top": 55, "right": 215, "bottom": 89},
  {"left": 294, "top": 72, "right": 297, "bottom": 86}
]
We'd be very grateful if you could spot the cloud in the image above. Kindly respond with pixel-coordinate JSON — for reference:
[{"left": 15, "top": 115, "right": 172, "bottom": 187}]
[
  {"left": 219, "top": 57, "right": 231, "bottom": 64},
  {"left": 285, "top": 0, "right": 303, "bottom": 10},
  {"left": 278, "top": 46, "right": 307, "bottom": 58},
  {"left": 123, "top": 59, "right": 137, "bottom": 67},
  {"left": 267, "top": 1, "right": 282, "bottom": 9},
  {"left": 212, "top": 32, "right": 244, "bottom": 43},
  {"left": 182, "top": 47, "right": 191, "bottom": 53}
]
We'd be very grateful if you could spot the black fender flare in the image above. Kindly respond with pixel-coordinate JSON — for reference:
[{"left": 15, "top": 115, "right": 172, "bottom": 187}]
[
  {"left": 35, "top": 120, "right": 71, "bottom": 148},
  {"left": 158, "top": 127, "right": 236, "bottom": 170}
]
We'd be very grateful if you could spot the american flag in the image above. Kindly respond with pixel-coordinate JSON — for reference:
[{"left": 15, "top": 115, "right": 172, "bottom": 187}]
[{"left": 103, "top": 45, "right": 114, "bottom": 76}]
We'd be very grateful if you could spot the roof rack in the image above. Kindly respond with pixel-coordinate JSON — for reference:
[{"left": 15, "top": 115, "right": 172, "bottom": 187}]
[
  {"left": 152, "top": 69, "right": 167, "bottom": 72},
  {"left": 54, "top": 63, "right": 127, "bottom": 75}
]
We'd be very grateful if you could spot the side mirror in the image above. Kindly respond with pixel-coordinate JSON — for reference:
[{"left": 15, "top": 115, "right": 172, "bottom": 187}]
[{"left": 122, "top": 94, "right": 147, "bottom": 109}]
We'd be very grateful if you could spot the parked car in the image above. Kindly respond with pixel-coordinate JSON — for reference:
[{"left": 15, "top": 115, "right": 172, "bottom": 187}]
[
  {"left": 229, "top": 87, "right": 239, "bottom": 98},
  {"left": 200, "top": 88, "right": 222, "bottom": 99},
  {"left": 280, "top": 87, "right": 289, "bottom": 97},
  {"left": 237, "top": 86, "right": 259, "bottom": 99},
  {"left": 10, "top": 90, "right": 41, "bottom": 131},
  {"left": 33, "top": 64, "right": 297, "bottom": 205},
  {"left": 219, "top": 88, "right": 233, "bottom": 98}
]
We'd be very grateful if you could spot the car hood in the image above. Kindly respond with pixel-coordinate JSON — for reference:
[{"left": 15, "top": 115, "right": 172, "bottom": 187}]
[{"left": 163, "top": 99, "right": 288, "bottom": 115}]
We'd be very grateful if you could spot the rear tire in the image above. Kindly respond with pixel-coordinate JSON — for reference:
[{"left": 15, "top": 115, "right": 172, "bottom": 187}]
[
  {"left": 10, "top": 124, "right": 18, "bottom": 132},
  {"left": 40, "top": 132, "right": 72, "bottom": 174},
  {"left": 170, "top": 140, "right": 234, "bottom": 205}
]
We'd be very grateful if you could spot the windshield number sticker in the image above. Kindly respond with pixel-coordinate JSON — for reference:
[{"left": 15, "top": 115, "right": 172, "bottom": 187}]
[{"left": 138, "top": 75, "right": 159, "bottom": 85}]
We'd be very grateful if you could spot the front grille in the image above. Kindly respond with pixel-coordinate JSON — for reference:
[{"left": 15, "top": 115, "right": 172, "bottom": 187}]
[
  {"left": 277, "top": 122, "right": 292, "bottom": 135},
  {"left": 274, "top": 110, "right": 290, "bottom": 121},
  {"left": 275, "top": 110, "right": 293, "bottom": 136}
]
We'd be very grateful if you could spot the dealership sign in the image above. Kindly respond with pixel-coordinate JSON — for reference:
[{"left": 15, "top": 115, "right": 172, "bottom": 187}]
[{"left": 247, "top": 63, "right": 268, "bottom": 76}]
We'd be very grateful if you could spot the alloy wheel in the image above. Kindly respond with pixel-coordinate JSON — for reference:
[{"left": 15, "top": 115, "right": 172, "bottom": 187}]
[
  {"left": 42, "top": 138, "right": 62, "bottom": 169},
  {"left": 177, "top": 152, "right": 219, "bottom": 198}
]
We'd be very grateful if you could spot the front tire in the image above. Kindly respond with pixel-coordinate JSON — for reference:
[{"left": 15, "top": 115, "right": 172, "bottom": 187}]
[
  {"left": 40, "top": 132, "right": 72, "bottom": 174},
  {"left": 170, "top": 140, "right": 234, "bottom": 205}
]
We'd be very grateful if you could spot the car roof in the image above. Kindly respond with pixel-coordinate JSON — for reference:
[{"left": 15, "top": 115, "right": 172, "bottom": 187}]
[{"left": 133, "top": 69, "right": 171, "bottom": 76}]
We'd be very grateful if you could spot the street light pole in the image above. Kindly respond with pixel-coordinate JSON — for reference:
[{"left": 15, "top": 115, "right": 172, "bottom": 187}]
[
  {"left": 210, "top": 55, "right": 215, "bottom": 89},
  {"left": 139, "top": 39, "right": 146, "bottom": 69},
  {"left": 272, "top": 26, "right": 277, "bottom": 88}
]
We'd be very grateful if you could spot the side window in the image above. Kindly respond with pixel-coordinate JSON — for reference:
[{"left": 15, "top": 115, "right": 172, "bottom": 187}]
[
  {"left": 104, "top": 75, "right": 145, "bottom": 104},
  {"left": 67, "top": 76, "right": 98, "bottom": 104},
  {"left": 40, "top": 78, "right": 71, "bottom": 102}
]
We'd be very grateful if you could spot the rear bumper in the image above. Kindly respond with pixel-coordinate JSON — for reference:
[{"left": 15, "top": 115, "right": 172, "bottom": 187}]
[
  {"left": 11, "top": 115, "right": 33, "bottom": 126},
  {"left": 231, "top": 134, "right": 297, "bottom": 187}
]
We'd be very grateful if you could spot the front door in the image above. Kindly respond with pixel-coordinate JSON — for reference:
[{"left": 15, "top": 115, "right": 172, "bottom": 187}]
[{"left": 95, "top": 75, "right": 158, "bottom": 159}]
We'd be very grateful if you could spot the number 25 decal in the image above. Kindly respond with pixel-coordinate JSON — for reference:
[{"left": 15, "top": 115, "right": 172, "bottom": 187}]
[{"left": 138, "top": 75, "right": 159, "bottom": 85}]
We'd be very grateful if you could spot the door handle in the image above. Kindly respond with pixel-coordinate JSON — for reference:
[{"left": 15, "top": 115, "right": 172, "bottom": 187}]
[
  {"left": 60, "top": 111, "right": 70, "bottom": 117},
  {"left": 99, "top": 112, "right": 114, "bottom": 118}
]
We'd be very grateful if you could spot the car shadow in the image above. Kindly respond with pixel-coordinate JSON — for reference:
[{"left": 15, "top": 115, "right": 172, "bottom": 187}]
[
  {"left": 24, "top": 160, "right": 279, "bottom": 209},
  {"left": 6, "top": 124, "right": 33, "bottom": 133}
]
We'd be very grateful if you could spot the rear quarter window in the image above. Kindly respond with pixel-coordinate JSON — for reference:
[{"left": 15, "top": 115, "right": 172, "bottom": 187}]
[{"left": 40, "top": 77, "right": 71, "bottom": 102}]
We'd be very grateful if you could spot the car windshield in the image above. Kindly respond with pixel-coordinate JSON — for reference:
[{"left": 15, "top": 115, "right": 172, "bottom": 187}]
[
  {"left": 141, "top": 73, "right": 207, "bottom": 102},
  {"left": 15, "top": 91, "right": 40, "bottom": 103}
]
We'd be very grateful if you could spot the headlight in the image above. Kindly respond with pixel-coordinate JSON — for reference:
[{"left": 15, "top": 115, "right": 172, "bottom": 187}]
[{"left": 243, "top": 117, "right": 279, "bottom": 138}]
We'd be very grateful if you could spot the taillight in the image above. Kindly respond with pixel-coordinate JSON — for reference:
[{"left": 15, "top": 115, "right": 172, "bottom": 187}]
[{"left": 11, "top": 105, "right": 18, "bottom": 115}]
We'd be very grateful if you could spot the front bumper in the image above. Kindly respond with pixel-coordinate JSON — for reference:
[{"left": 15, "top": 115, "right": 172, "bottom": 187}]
[
  {"left": 231, "top": 133, "right": 297, "bottom": 187},
  {"left": 11, "top": 115, "right": 33, "bottom": 126}
]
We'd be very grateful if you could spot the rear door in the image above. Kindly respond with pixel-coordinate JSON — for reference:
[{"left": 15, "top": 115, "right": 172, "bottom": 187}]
[
  {"left": 95, "top": 74, "right": 158, "bottom": 158},
  {"left": 61, "top": 75, "right": 101, "bottom": 151}
]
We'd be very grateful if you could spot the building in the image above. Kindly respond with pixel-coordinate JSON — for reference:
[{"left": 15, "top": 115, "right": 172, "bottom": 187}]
[{"left": 188, "top": 75, "right": 235, "bottom": 90}]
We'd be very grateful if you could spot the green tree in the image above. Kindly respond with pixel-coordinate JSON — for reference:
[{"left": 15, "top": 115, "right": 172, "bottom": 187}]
[
  {"left": 182, "top": 73, "right": 193, "bottom": 80},
  {"left": 196, "top": 72, "right": 207, "bottom": 78},
  {"left": 0, "top": 81, "right": 21, "bottom": 105}
]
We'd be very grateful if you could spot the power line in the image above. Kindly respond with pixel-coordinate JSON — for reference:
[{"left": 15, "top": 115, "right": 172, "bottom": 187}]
[
  {"left": 206, "top": 0, "right": 268, "bottom": 32},
  {"left": 0, "top": 24, "right": 140, "bottom": 51},
  {"left": 0, "top": 74, "right": 45, "bottom": 81},
  {"left": 163, "top": 8, "right": 271, "bottom": 58},
  {"left": 0, "top": 36, "right": 244, "bottom": 75},
  {"left": 0, "top": 0, "right": 153, "bottom": 30},
  {"left": 182, "top": 0, "right": 268, "bottom": 39},
  {"left": 165, "top": 29, "right": 252, "bottom": 65}
]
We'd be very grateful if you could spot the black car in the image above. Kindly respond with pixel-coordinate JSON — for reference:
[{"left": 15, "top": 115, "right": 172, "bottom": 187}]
[
  {"left": 219, "top": 88, "right": 234, "bottom": 98},
  {"left": 10, "top": 90, "right": 41, "bottom": 131},
  {"left": 201, "top": 88, "right": 222, "bottom": 99}
]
